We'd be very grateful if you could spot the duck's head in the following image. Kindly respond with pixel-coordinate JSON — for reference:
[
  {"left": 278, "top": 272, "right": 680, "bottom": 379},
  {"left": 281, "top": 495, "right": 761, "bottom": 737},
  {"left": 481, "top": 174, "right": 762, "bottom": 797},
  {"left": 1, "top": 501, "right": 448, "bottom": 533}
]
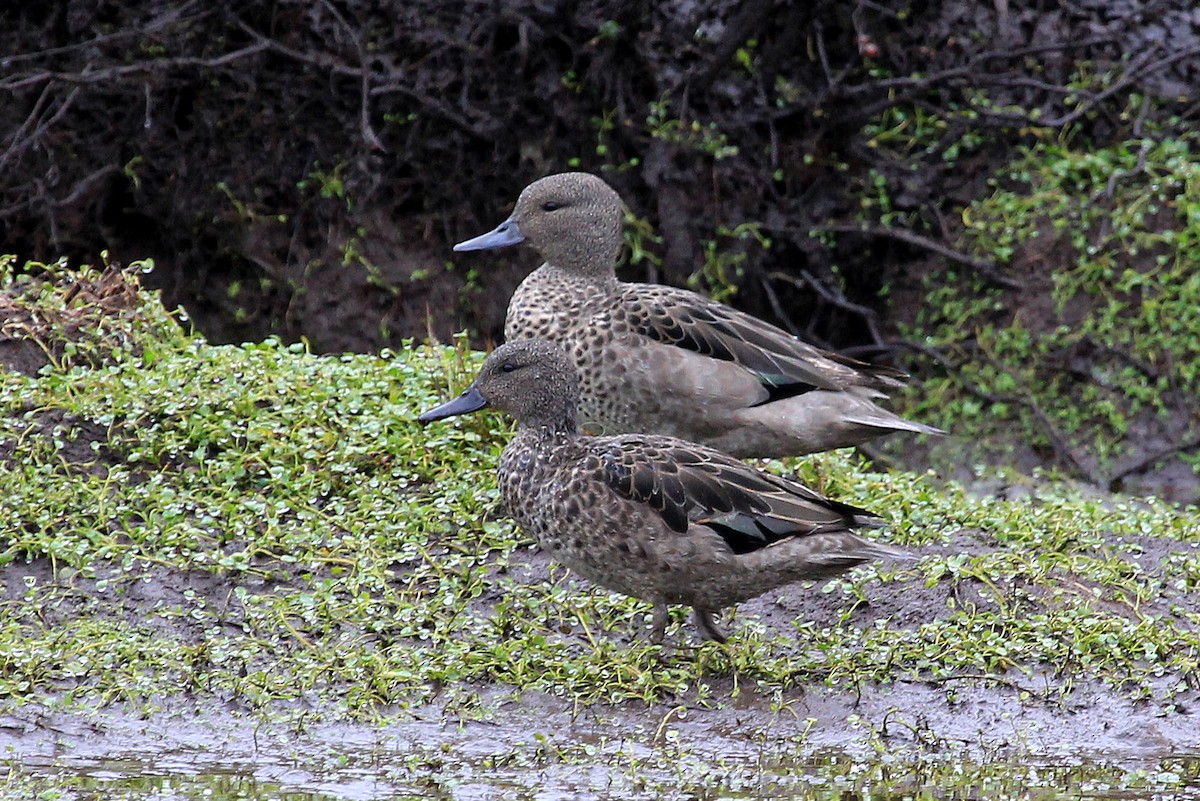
[
  {"left": 454, "top": 172, "right": 624, "bottom": 279},
  {"left": 419, "top": 338, "right": 580, "bottom": 432}
]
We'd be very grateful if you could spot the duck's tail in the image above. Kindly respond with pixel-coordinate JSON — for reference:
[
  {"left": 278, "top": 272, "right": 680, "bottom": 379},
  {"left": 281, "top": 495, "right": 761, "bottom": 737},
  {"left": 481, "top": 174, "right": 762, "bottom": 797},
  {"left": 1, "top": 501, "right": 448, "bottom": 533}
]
[{"left": 843, "top": 406, "right": 946, "bottom": 439}]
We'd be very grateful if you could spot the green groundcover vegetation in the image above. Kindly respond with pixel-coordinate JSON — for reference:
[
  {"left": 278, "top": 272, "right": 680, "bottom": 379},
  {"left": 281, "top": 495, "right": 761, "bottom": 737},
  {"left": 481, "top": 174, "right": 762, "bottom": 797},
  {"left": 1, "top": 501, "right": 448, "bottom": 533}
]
[
  {"left": 1, "top": 256, "right": 1199, "bottom": 719},
  {"left": 900, "top": 133, "right": 1200, "bottom": 485}
]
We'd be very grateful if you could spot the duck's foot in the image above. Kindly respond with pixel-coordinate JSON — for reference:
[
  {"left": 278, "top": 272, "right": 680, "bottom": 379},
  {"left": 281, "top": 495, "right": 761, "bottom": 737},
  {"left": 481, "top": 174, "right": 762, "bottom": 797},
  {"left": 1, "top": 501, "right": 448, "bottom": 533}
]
[
  {"left": 649, "top": 604, "right": 669, "bottom": 644},
  {"left": 692, "top": 608, "right": 728, "bottom": 643}
]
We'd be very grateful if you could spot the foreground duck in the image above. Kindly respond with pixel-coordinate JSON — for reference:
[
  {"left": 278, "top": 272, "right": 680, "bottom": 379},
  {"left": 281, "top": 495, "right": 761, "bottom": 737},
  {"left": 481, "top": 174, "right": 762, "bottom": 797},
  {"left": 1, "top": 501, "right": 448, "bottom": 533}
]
[
  {"left": 454, "top": 172, "right": 943, "bottom": 458},
  {"left": 419, "top": 339, "right": 906, "bottom": 643}
]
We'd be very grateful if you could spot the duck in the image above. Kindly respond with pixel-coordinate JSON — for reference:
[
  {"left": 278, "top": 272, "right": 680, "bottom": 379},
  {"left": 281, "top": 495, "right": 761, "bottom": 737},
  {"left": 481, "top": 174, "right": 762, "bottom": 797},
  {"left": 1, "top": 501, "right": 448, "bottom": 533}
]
[
  {"left": 419, "top": 338, "right": 906, "bottom": 643},
  {"left": 453, "top": 172, "right": 943, "bottom": 458}
]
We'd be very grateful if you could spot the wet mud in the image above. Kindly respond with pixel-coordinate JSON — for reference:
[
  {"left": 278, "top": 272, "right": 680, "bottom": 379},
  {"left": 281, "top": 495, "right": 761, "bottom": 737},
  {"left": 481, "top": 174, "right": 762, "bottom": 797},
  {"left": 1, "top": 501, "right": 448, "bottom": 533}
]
[
  {"left": 5, "top": 526, "right": 1200, "bottom": 798},
  {"left": 6, "top": 674, "right": 1200, "bottom": 799}
]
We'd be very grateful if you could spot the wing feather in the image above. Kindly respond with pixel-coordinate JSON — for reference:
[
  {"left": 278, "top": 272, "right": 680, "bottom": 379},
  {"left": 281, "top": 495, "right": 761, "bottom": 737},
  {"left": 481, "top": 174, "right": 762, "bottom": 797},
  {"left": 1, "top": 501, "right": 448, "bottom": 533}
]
[
  {"left": 594, "top": 436, "right": 883, "bottom": 553},
  {"left": 618, "top": 285, "right": 907, "bottom": 396}
]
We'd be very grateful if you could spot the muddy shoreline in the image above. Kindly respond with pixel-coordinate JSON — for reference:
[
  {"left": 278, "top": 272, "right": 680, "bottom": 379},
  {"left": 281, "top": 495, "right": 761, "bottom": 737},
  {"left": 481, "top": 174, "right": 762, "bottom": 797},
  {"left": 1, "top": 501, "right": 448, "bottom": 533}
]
[{"left": 7, "top": 674, "right": 1199, "bottom": 799}]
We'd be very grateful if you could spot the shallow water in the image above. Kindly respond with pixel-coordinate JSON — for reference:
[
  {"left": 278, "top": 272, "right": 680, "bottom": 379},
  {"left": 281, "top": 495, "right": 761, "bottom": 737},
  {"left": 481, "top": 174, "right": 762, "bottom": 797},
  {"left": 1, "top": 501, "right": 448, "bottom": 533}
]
[
  {"left": 5, "top": 685, "right": 1200, "bottom": 800},
  {"left": 14, "top": 744, "right": 1200, "bottom": 800}
]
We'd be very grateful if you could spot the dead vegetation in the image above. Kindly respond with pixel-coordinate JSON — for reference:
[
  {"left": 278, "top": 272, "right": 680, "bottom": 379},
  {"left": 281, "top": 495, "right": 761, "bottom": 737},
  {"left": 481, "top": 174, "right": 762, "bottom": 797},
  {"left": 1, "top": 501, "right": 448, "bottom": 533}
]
[{"left": 0, "top": 259, "right": 171, "bottom": 375}]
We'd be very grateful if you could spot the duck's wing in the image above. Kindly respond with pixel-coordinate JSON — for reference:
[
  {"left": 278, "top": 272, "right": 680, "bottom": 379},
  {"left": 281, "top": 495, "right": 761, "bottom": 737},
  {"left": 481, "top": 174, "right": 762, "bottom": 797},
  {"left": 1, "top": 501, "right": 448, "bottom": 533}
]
[
  {"left": 592, "top": 435, "right": 885, "bottom": 555},
  {"left": 615, "top": 284, "right": 906, "bottom": 396}
]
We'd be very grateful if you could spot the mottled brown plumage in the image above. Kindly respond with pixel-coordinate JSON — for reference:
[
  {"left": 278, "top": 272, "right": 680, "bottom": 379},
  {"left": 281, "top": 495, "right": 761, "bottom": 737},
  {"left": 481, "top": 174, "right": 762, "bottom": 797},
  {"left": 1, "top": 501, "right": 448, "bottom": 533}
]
[
  {"left": 454, "top": 172, "right": 943, "bottom": 457},
  {"left": 419, "top": 339, "right": 906, "bottom": 643}
]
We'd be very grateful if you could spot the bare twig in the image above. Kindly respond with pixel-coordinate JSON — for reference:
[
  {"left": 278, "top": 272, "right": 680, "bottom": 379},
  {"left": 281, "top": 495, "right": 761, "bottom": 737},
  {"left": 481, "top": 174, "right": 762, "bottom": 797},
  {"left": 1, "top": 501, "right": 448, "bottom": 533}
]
[
  {"left": 814, "top": 32, "right": 1186, "bottom": 137},
  {"left": 835, "top": 35, "right": 1121, "bottom": 100},
  {"left": 0, "top": 43, "right": 271, "bottom": 91},
  {"left": 817, "top": 224, "right": 1023, "bottom": 290},
  {"left": 814, "top": 20, "right": 834, "bottom": 87},
  {"left": 318, "top": 0, "right": 384, "bottom": 151},
  {"left": 232, "top": 21, "right": 496, "bottom": 142},
  {"left": 1022, "top": 394, "right": 1098, "bottom": 482},
  {"left": 2, "top": 85, "right": 81, "bottom": 176},
  {"left": 50, "top": 165, "right": 121, "bottom": 209},
  {"left": 1038, "top": 54, "right": 1156, "bottom": 125},
  {"left": 0, "top": 3, "right": 205, "bottom": 66},
  {"left": 0, "top": 82, "right": 56, "bottom": 170},
  {"left": 1109, "top": 433, "right": 1200, "bottom": 484},
  {"left": 766, "top": 269, "right": 885, "bottom": 345},
  {"left": 757, "top": 274, "right": 801, "bottom": 337},
  {"left": 1037, "top": 44, "right": 1200, "bottom": 128},
  {"left": 809, "top": 19, "right": 858, "bottom": 96},
  {"left": 895, "top": 338, "right": 955, "bottom": 371}
]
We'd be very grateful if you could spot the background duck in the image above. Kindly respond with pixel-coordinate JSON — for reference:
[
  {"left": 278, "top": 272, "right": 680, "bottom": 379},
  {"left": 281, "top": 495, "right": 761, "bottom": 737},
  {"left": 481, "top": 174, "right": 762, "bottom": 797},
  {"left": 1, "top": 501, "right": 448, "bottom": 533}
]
[
  {"left": 419, "top": 338, "right": 907, "bottom": 643},
  {"left": 454, "top": 172, "right": 944, "bottom": 458}
]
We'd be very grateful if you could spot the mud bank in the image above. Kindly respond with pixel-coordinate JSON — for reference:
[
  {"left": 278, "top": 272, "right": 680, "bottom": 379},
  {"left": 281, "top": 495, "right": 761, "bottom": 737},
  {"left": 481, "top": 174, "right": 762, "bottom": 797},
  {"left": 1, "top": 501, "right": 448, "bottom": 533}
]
[{"left": 6, "top": 679, "right": 1200, "bottom": 800}]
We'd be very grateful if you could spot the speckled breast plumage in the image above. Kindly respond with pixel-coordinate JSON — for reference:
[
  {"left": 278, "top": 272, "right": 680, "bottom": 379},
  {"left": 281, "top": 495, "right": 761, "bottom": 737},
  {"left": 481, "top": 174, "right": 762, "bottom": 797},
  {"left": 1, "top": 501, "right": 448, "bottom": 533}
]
[
  {"left": 497, "top": 428, "right": 683, "bottom": 605},
  {"left": 505, "top": 267, "right": 646, "bottom": 436}
]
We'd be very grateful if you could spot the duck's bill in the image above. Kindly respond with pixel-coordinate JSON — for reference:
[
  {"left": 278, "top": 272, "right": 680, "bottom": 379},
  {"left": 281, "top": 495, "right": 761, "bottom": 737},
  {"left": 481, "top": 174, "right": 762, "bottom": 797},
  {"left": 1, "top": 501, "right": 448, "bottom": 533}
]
[
  {"left": 419, "top": 385, "right": 489, "bottom": 422},
  {"left": 453, "top": 218, "right": 525, "bottom": 252}
]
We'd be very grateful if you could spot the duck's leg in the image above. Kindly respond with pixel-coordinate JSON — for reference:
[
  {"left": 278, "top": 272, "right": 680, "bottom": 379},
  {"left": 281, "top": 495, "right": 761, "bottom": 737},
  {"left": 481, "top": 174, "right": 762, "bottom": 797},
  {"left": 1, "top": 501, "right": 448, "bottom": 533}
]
[
  {"left": 650, "top": 604, "right": 670, "bottom": 643},
  {"left": 692, "top": 608, "right": 728, "bottom": 643}
]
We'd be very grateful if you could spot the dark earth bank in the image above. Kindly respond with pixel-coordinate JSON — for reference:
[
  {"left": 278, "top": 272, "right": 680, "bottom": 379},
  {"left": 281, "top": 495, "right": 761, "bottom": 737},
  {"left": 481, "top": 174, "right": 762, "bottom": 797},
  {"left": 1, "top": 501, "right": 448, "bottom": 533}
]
[
  {"left": 2, "top": 1, "right": 1197, "bottom": 351},
  {"left": 5, "top": 2, "right": 1200, "bottom": 500}
]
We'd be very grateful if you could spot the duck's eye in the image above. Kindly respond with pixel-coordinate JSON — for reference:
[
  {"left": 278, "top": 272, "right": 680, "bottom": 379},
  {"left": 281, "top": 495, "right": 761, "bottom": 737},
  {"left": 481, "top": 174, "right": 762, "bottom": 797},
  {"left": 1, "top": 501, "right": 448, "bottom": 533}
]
[
  {"left": 500, "top": 363, "right": 517, "bottom": 373},
  {"left": 542, "top": 201, "right": 561, "bottom": 212}
]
